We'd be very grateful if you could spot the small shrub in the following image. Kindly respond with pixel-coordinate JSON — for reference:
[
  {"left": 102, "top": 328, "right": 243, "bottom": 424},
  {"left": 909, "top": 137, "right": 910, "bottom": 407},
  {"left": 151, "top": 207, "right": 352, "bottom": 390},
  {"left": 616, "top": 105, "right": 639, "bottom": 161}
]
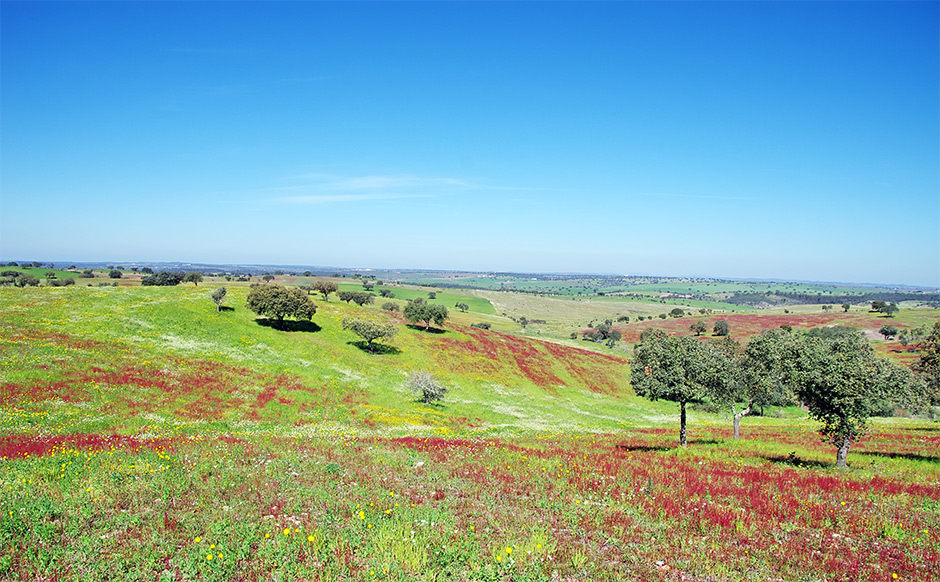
[{"left": 407, "top": 371, "right": 447, "bottom": 405}]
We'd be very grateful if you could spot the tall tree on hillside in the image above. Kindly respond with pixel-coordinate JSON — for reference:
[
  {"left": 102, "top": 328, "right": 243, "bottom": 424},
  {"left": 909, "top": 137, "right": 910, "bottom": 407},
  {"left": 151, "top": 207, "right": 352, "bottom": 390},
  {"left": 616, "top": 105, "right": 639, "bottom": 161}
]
[
  {"left": 782, "top": 329, "right": 924, "bottom": 468},
  {"left": 690, "top": 321, "right": 707, "bottom": 336},
  {"left": 184, "top": 272, "right": 203, "bottom": 286},
  {"left": 630, "top": 330, "right": 711, "bottom": 447},
  {"left": 735, "top": 329, "right": 797, "bottom": 434}
]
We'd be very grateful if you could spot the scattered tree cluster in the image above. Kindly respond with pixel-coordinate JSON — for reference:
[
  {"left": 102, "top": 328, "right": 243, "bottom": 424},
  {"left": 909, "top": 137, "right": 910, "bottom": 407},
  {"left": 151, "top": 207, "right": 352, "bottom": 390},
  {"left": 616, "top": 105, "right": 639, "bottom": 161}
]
[
  {"left": 631, "top": 326, "right": 926, "bottom": 468},
  {"left": 141, "top": 271, "right": 185, "bottom": 286},
  {"left": 338, "top": 290, "right": 375, "bottom": 306},
  {"left": 0, "top": 271, "right": 39, "bottom": 287},
  {"left": 581, "top": 321, "right": 621, "bottom": 347}
]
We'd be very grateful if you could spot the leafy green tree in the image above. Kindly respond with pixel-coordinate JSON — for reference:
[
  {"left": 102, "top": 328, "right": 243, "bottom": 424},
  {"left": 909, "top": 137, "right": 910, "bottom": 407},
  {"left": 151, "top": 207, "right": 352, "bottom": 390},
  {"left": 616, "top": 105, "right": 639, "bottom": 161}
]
[
  {"left": 141, "top": 271, "right": 184, "bottom": 286},
  {"left": 713, "top": 320, "right": 730, "bottom": 336},
  {"left": 141, "top": 267, "right": 154, "bottom": 274},
  {"left": 109, "top": 270, "right": 122, "bottom": 279},
  {"left": 210, "top": 287, "right": 227, "bottom": 312},
  {"left": 669, "top": 308, "right": 685, "bottom": 318},
  {"left": 352, "top": 292, "right": 375, "bottom": 306},
  {"left": 455, "top": 302, "right": 469, "bottom": 312},
  {"left": 406, "top": 371, "right": 447, "bottom": 404},
  {"left": 262, "top": 274, "right": 275, "bottom": 282},
  {"left": 870, "top": 300, "right": 899, "bottom": 317},
  {"left": 782, "top": 329, "right": 924, "bottom": 468},
  {"left": 312, "top": 280, "right": 338, "bottom": 301},
  {"left": 183, "top": 272, "right": 203, "bottom": 286},
  {"left": 428, "top": 291, "right": 437, "bottom": 299},
  {"left": 245, "top": 284, "right": 317, "bottom": 328},
  {"left": 404, "top": 298, "right": 448, "bottom": 330},
  {"left": 382, "top": 302, "right": 398, "bottom": 312},
  {"left": 912, "top": 321, "right": 940, "bottom": 405},
  {"left": 879, "top": 325, "right": 899, "bottom": 340},
  {"left": 630, "top": 330, "right": 712, "bottom": 446},
  {"left": 342, "top": 317, "right": 397, "bottom": 352},
  {"left": 689, "top": 321, "right": 707, "bottom": 336},
  {"left": 842, "top": 303, "right": 851, "bottom": 313},
  {"left": 734, "top": 329, "right": 798, "bottom": 435},
  {"left": 380, "top": 289, "right": 395, "bottom": 298},
  {"left": 699, "top": 335, "right": 756, "bottom": 439}
]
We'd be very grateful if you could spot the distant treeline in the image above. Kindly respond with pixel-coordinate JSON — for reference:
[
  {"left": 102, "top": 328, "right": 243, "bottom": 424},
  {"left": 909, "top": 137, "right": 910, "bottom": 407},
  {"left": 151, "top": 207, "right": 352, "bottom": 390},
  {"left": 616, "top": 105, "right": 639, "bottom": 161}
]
[{"left": 726, "top": 290, "right": 940, "bottom": 307}]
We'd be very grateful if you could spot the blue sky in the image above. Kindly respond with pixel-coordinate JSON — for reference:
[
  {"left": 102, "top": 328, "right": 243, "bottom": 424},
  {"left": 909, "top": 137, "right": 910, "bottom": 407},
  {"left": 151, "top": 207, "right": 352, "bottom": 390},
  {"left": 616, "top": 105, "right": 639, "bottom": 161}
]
[{"left": 2, "top": 1, "right": 938, "bottom": 286}]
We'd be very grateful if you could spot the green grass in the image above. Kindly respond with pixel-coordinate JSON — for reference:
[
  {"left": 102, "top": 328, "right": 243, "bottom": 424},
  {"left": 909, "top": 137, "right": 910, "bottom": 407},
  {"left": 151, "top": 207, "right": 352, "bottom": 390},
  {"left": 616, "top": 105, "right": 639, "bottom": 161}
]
[
  {"left": 0, "top": 266, "right": 82, "bottom": 280},
  {"left": 334, "top": 283, "right": 496, "bottom": 315},
  {"left": 1, "top": 284, "right": 938, "bottom": 581}
]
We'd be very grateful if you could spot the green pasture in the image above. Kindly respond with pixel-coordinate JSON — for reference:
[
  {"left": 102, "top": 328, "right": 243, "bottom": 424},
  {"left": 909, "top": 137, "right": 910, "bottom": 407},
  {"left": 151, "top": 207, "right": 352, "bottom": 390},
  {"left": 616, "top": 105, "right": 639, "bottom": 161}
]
[
  {"left": 0, "top": 266, "right": 82, "bottom": 280},
  {"left": 334, "top": 282, "right": 496, "bottom": 315},
  {"left": 1, "top": 284, "right": 938, "bottom": 581}
]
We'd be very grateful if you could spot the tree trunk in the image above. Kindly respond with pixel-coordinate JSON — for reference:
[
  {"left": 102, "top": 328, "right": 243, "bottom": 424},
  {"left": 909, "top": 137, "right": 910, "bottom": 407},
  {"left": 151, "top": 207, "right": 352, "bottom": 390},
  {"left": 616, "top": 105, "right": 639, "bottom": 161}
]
[
  {"left": 732, "top": 403, "right": 751, "bottom": 440},
  {"left": 679, "top": 401, "right": 687, "bottom": 447},
  {"left": 217, "top": 303, "right": 221, "bottom": 312},
  {"left": 835, "top": 435, "right": 851, "bottom": 468}
]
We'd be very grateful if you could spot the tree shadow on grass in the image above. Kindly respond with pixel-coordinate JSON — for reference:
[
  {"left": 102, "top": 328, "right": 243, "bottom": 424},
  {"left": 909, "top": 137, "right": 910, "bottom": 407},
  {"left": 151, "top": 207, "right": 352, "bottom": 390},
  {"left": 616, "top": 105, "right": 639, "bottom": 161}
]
[
  {"left": 347, "top": 340, "right": 401, "bottom": 355},
  {"left": 218, "top": 306, "right": 235, "bottom": 312},
  {"left": 405, "top": 324, "right": 447, "bottom": 334},
  {"left": 616, "top": 444, "right": 675, "bottom": 452},
  {"left": 763, "top": 453, "right": 830, "bottom": 469},
  {"left": 255, "top": 319, "right": 322, "bottom": 333},
  {"left": 856, "top": 451, "right": 940, "bottom": 464},
  {"left": 617, "top": 438, "right": 721, "bottom": 453}
]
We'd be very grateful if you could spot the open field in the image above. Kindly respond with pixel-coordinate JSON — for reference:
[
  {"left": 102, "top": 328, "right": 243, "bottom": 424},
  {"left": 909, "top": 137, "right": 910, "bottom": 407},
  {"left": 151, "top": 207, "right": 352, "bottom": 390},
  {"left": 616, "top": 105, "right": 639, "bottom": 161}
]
[{"left": 0, "top": 284, "right": 938, "bottom": 581}]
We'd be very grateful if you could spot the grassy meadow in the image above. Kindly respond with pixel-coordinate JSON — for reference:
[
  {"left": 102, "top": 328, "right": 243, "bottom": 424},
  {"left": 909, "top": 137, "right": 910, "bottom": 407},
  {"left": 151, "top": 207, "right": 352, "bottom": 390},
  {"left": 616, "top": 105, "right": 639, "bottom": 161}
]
[{"left": 1, "top": 282, "right": 938, "bottom": 581}]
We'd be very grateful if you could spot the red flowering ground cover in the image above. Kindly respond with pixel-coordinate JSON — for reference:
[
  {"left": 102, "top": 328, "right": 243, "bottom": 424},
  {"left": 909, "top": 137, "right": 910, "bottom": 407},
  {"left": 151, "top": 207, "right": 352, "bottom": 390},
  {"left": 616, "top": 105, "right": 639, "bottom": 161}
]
[
  {"left": 0, "top": 326, "right": 354, "bottom": 428},
  {"left": 437, "top": 324, "right": 629, "bottom": 393},
  {"left": 0, "top": 433, "right": 178, "bottom": 460}
]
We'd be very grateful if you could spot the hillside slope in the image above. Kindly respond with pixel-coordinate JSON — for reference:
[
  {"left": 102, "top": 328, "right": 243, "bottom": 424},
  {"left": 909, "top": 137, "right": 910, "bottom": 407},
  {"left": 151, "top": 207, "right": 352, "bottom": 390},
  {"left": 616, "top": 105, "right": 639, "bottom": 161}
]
[{"left": 0, "top": 286, "right": 669, "bottom": 436}]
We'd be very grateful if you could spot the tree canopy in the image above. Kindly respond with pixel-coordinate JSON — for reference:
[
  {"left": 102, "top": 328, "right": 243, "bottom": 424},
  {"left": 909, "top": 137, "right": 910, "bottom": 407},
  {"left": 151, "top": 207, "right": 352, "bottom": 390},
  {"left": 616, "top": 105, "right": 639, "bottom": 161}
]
[
  {"left": 183, "top": 272, "right": 203, "bottom": 286},
  {"left": 781, "top": 329, "right": 923, "bottom": 468},
  {"left": 404, "top": 298, "right": 448, "bottom": 331},
  {"left": 342, "top": 317, "right": 397, "bottom": 352},
  {"left": 246, "top": 284, "right": 317, "bottom": 327},
  {"left": 311, "top": 280, "right": 338, "bottom": 300},
  {"left": 630, "top": 330, "right": 713, "bottom": 446},
  {"left": 210, "top": 287, "right": 227, "bottom": 312}
]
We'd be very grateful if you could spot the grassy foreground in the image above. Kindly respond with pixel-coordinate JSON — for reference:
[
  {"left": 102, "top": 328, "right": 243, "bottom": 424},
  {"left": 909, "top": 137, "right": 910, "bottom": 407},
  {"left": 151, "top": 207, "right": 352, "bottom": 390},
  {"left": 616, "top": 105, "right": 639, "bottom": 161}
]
[{"left": 0, "top": 286, "right": 938, "bottom": 581}]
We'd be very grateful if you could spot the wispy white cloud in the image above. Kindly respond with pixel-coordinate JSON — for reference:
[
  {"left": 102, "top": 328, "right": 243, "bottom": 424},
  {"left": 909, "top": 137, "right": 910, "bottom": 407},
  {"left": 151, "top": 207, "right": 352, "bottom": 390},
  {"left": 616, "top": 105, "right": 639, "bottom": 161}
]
[
  {"left": 271, "top": 173, "right": 535, "bottom": 204},
  {"left": 279, "top": 193, "right": 432, "bottom": 205},
  {"left": 638, "top": 192, "right": 755, "bottom": 202}
]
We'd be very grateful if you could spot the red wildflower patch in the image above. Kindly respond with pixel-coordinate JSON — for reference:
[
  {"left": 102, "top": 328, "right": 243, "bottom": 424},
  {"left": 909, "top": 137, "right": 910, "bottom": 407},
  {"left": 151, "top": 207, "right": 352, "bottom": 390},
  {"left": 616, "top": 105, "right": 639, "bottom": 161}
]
[{"left": 0, "top": 433, "right": 177, "bottom": 459}]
